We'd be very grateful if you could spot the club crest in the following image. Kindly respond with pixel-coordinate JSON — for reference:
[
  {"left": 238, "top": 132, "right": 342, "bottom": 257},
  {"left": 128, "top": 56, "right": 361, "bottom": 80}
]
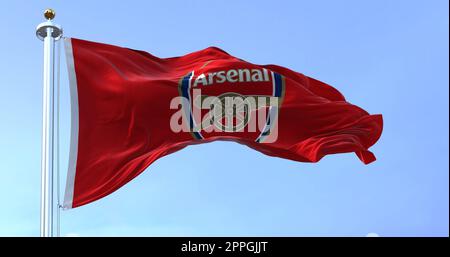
[{"left": 174, "top": 61, "right": 285, "bottom": 143}]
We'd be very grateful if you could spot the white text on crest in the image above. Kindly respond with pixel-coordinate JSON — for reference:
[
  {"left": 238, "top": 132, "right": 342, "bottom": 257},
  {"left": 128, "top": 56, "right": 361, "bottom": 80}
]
[{"left": 193, "top": 68, "right": 270, "bottom": 87}]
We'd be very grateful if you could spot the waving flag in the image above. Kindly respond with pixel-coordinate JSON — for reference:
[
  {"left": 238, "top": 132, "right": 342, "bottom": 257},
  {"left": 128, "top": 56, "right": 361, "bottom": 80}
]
[{"left": 63, "top": 38, "right": 383, "bottom": 209}]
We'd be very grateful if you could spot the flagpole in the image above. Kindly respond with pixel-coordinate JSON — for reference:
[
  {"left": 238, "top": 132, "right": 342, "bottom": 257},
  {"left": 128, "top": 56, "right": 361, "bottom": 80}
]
[{"left": 36, "top": 9, "right": 63, "bottom": 237}]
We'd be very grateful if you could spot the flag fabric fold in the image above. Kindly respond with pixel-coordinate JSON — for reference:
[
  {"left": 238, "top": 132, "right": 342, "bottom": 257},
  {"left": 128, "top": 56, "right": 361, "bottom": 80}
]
[{"left": 63, "top": 38, "right": 383, "bottom": 209}]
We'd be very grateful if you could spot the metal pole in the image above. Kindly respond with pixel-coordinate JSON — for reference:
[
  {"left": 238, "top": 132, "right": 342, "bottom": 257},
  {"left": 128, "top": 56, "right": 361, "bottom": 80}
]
[{"left": 36, "top": 9, "right": 63, "bottom": 237}]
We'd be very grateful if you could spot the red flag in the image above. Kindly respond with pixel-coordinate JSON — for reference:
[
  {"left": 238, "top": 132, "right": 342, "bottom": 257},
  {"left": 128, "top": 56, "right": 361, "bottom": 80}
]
[{"left": 63, "top": 38, "right": 383, "bottom": 209}]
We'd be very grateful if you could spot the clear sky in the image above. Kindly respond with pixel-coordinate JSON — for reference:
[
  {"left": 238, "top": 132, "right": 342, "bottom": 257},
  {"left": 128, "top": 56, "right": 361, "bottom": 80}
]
[{"left": 0, "top": 0, "right": 448, "bottom": 236}]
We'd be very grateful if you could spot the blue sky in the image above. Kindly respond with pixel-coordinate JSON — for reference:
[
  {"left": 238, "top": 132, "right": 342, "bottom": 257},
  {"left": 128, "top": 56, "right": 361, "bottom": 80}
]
[{"left": 0, "top": 0, "right": 448, "bottom": 236}]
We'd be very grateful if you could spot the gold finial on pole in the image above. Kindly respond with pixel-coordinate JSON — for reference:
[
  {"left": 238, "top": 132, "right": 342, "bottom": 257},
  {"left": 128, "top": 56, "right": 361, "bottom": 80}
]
[{"left": 44, "top": 8, "right": 56, "bottom": 20}]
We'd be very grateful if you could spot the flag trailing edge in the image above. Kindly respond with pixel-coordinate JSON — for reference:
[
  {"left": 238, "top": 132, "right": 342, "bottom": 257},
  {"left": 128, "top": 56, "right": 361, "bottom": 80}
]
[{"left": 63, "top": 37, "right": 383, "bottom": 209}]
